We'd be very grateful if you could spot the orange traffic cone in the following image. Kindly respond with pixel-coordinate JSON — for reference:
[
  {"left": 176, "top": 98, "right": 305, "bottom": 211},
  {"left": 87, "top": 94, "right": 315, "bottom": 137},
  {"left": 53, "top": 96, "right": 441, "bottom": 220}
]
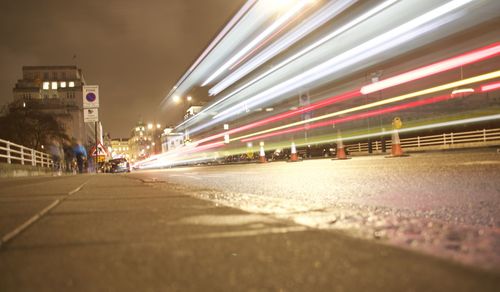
[
  {"left": 259, "top": 143, "right": 267, "bottom": 163},
  {"left": 386, "top": 130, "right": 409, "bottom": 158},
  {"left": 287, "top": 142, "right": 301, "bottom": 162},
  {"left": 332, "top": 132, "right": 350, "bottom": 160}
]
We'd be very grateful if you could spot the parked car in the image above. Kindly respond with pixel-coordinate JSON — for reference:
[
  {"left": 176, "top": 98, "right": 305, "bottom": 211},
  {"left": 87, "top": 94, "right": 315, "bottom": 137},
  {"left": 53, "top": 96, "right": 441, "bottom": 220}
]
[
  {"left": 109, "top": 158, "right": 130, "bottom": 173},
  {"left": 99, "top": 162, "right": 112, "bottom": 173}
]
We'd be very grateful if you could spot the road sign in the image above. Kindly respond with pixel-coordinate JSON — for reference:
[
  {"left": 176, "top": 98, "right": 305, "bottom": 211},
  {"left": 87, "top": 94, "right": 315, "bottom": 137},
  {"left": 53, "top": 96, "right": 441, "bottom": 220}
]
[
  {"left": 90, "top": 142, "right": 108, "bottom": 157},
  {"left": 83, "top": 85, "right": 99, "bottom": 109},
  {"left": 84, "top": 108, "right": 99, "bottom": 123}
]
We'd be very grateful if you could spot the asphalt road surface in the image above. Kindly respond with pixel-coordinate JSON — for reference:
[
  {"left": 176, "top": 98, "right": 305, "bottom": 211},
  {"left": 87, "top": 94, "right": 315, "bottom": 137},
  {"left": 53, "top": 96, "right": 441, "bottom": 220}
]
[
  {"left": 130, "top": 148, "right": 500, "bottom": 271},
  {"left": 0, "top": 149, "right": 498, "bottom": 291}
]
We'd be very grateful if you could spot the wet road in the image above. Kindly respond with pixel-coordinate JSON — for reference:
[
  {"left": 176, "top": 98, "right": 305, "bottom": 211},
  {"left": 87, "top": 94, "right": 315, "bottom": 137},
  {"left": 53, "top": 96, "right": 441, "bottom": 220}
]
[{"left": 130, "top": 148, "right": 500, "bottom": 270}]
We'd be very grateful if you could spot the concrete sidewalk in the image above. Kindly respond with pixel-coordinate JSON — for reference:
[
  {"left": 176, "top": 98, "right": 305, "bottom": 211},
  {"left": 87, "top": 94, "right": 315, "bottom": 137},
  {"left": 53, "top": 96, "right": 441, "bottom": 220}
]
[{"left": 0, "top": 174, "right": 498, "bottom": 291}]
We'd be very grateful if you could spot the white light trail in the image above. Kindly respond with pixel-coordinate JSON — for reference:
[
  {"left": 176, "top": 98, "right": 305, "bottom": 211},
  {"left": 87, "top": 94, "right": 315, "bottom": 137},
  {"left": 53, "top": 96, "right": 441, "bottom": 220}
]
[
  {"left": 209, "top": 0, "right": 358, "bottom": 96},
  {"left": 201, "top": 0, "right": 314, "bottom": 87},
  {"left": 163, "top": 0, "right": 257, "bottom": 103},
  {"left": 175, "top": 0, "right": 398, "bottom": 130},
  {"left": 210, "top": 0, "right": 471, "bottom": 122}
]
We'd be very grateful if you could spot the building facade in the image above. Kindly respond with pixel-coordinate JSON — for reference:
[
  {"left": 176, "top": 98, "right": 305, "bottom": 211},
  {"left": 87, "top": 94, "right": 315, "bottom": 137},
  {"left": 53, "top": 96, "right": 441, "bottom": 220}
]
[
  {"left": 161, "top": 127, "right": 184, "bottom": 153},
  {"left": 128, "top": 121, "right": 162, "bottom": 162},
  {"left": 110, "top": 138, "right": 130, "bottom": 159},
  {"left": 11, "top": 65, "right": 100, "bottom": 148}
]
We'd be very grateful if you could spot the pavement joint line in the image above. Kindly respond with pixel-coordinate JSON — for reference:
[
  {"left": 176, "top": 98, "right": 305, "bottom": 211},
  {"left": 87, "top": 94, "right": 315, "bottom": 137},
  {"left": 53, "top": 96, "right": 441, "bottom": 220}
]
[{"left": 0, "top": 180, "right": 89, "bottom": 248}]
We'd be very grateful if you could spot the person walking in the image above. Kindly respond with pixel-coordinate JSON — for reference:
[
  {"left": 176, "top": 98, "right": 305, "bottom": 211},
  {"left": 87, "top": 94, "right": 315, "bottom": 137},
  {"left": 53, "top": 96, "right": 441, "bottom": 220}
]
[
  {"left": 73, "top": 141, "right": 87, "bottom": 174},
  {"left": 49, "top": 139, "right": 64, "bottom": 175}
]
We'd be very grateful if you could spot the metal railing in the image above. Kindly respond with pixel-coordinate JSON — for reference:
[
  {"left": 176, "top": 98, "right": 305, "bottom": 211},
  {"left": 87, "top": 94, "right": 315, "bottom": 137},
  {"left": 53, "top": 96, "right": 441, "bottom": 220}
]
[
  {"left": 0, "top": 138, "right": 53, "bottom": 167},
  {"left": 346, "top": 128, "right": 500, "bottom": 153}
]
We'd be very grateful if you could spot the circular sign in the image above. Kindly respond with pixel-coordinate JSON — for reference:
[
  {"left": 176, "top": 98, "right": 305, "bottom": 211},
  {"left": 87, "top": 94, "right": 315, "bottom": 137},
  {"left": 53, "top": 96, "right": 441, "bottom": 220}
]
[{"left": 86, "top": 93, "right": 96, "bottom": 102}]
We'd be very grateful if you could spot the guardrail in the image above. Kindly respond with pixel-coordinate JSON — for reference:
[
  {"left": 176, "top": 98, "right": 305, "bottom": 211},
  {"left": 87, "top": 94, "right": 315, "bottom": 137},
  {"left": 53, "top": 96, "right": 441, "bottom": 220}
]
[
  {"left": 0, "top": 139, "right": 53, "bottom": 167},
  {"left": 346, "top": 128, "right": 500, "bottom": 153}
]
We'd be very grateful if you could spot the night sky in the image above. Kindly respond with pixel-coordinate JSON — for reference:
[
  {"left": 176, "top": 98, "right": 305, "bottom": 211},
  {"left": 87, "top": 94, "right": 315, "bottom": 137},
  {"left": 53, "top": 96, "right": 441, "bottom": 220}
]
[{"left": 0, "top": 0, "right": 243, "bottom": 138}]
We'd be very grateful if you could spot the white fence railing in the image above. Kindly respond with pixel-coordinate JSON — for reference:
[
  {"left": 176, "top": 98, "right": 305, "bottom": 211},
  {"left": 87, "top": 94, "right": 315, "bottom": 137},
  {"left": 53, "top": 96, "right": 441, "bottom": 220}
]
[
  {"left": 346, "top": 128, "right": 500, "bottom": 153},
  {"left": 0, "top": 139, "right": 53, "bottom": 167}
]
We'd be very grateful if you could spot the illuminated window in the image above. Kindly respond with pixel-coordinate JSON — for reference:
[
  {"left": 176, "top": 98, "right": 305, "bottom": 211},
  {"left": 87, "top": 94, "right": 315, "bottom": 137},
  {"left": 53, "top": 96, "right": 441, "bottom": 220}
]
[
  {"left": 60, "top": 81, "right": 66, "bottom": 88},
  {"left": 42, "top": 82, "right": 49, "bottom": 90},
  {"left": 69, "top": 81, "right": 75, "bottom": 87},
  {"left": 51, "top": 82, "right": 58, "bottom": 90}
]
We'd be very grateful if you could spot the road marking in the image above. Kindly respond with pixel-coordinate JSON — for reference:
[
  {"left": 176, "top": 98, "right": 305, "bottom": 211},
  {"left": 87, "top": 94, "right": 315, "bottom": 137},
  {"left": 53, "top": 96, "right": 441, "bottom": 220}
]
[{"left": 0, "top": 180, "right": 89, "bottom": 248}]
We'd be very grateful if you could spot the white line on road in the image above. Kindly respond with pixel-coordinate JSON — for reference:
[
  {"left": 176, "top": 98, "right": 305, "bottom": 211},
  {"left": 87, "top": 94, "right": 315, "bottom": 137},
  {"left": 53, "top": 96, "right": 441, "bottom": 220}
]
[{"left": 0, "top": 180, "right": 89, "bottom": 247}]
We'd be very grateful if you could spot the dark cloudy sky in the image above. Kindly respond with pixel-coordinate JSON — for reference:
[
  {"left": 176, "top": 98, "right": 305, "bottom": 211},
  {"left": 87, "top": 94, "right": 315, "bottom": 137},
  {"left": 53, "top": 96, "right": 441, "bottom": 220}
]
[{"left": 0, "top": 0, "right": 243, "bottom": 138}]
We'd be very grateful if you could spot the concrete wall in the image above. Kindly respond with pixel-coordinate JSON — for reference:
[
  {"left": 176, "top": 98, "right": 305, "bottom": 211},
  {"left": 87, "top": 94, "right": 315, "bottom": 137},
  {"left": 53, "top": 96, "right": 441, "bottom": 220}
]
[{"left": 0, "top": 163, "right": 54, "bottom": 178}]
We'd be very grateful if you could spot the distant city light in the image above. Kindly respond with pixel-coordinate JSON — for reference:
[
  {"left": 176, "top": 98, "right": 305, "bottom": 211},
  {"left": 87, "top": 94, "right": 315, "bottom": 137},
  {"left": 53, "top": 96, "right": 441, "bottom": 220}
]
[
  {"left": 156, "top": 123, "right": 161, "bottom": 129},
  {"left": 147, "top": 123, "right": 153, "bottom": 130}
]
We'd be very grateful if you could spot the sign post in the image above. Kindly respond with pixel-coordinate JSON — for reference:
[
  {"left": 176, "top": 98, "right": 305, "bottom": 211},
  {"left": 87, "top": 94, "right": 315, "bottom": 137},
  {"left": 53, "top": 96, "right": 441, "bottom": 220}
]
[{"left": 83, "top": 85, "right": 100, "bottom": 173}]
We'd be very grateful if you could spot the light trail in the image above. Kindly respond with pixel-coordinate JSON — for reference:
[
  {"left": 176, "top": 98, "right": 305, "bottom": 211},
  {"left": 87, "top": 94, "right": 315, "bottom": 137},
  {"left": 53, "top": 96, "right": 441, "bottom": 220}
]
[
  {"left": 194, "top": 90, "right": 361, "bottom": 145},
  {"left": 233, "top": 70, "right": 500, "bottom": 141},
  {"left": 162, "top": 0, "right": 257, "bottom": 104},
  {"left": 191, "top": 42, "right": 500, "bottom": 146},
  {"left": 210, "top": 0, "right": 473, "bottom": 122},
  {"left": 239, "top": 94, "right": 454, "bottom": 142},
  {"left": 481, "top": 81, "right": 500, "bottom": 92},
  {"left": 175, "top": 0, "right": 398, "bottom": 130},
  {"left": 138, "top": 112, "right": 500, "bottom": 169},
  {"left": 210, "top": 0, "right": 358, "bottom": 96},
  {"left": 360, "top": 42, "right": 500, "bottom": 94},
  {"left": 201, "top": 0, "right": 314, "bottom": 86},
  {"left": 227, "top": 0, "right": 319, "bottom": 72},
  {"left": 149, "top": 78, "right": 499, "bottom": 166}
]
